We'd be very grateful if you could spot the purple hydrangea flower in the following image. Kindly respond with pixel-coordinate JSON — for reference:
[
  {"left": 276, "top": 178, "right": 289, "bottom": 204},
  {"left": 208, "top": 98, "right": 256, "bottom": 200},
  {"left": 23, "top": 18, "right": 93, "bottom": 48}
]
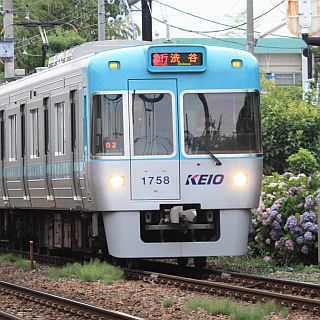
[
  {"left": 288, "top": 187, "right": 298, "bottom": 195},
  {"left": 304, "top": 195, "right": 314, "bottom": 209},
  {"left": 304, "top": 231, "right": 313, "bottom": 242},
  {"left": 300, "top": 212, "right": 311, "bottom": 224},
  {"left": 276, "top": 214, "right": 282, "bottom": 223},
  {"left": 309, "top": 212, "right": 317, "bottom": 222},
  {"left": 272, "top": 220, "right": 281, "bottom": 230},
  {"left": 296, "top": 236, "right": 304, "bottom": 245},
  {"left": 302, "top": 222, "right": 313, "bottom": 231},
  {"left": 285, "top": 239, "right": 294, "bottom": 251}
]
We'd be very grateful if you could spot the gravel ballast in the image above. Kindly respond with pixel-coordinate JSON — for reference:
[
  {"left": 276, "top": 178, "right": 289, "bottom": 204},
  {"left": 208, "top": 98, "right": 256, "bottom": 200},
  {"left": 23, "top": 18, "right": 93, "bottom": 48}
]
[{"left": 0, "top": 263, "right": 318, "bottom": 319}]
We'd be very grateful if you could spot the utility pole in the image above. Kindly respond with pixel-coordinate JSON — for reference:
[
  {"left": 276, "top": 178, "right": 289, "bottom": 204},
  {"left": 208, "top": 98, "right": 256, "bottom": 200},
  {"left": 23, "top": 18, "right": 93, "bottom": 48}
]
[
  {"left": 3, "top": 0, "right": 15, "bottom": 79},
  {"left": 141, "top": 0, "right": 152, "bottom": 41},
  {"left": 98, "top": 0, "right": 106, "bottom": 41},
  {"left": 246, "top": 0, "right": 254, "bottom": 54}
]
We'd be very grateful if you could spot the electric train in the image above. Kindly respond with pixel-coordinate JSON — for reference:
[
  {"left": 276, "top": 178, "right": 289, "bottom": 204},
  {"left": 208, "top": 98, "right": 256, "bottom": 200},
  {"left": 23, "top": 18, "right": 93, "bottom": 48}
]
[{"left": 0, "top": 40, "right": 262, "bottom": 267}]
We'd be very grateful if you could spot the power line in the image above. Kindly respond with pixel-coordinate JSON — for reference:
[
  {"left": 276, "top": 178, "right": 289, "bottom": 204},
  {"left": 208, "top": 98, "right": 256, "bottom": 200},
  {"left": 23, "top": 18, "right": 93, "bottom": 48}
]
[
  {"left": 153, "top": 0, "right": 285, "bottom": 33},
  {"left": 152, "top": 17, "right": 305, "bottom": 51}
]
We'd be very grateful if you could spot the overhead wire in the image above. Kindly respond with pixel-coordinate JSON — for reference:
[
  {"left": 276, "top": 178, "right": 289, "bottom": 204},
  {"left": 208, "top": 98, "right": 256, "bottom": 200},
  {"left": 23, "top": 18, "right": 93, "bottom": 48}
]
[
  {"left": 14, "top": 7, "right": 97, "bottom": 50},
  {"left": 153, "top": 0, "right": 286, "bottom": 33},
  {"left": 151, "top": 16, "right": 305, "bottom": 51}
]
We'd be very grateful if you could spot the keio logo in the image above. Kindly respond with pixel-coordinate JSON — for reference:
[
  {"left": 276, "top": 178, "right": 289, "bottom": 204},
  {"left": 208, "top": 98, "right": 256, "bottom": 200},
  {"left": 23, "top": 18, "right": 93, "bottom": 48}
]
[{"left": 185, "top": 174, "right": 224, "bottom": 185}]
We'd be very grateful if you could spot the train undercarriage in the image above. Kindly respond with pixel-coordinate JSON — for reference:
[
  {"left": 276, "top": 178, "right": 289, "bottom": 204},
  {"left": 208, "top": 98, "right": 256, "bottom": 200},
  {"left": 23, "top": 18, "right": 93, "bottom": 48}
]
[
  {"left": 0, "top": 210, "right": 107, "bottom": 257},
  {"left": 0, "top": 207, "right": 218, "bottom": 268}
]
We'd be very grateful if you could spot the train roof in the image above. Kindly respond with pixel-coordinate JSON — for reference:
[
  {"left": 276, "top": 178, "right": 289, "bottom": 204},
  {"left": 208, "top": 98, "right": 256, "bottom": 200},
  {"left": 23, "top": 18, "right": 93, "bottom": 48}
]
[{"left": 48, "top": 40, "right": 151, "bottom": 67}]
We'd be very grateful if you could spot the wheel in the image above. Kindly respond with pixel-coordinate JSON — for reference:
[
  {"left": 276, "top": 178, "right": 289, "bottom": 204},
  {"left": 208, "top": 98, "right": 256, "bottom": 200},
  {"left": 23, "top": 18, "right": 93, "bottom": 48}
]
[
  {"left": 177, "top": 257, "right": 189, "bottom": 267},
  {"left": 194, "top": 257, "right": 207, "bottom": 268}
]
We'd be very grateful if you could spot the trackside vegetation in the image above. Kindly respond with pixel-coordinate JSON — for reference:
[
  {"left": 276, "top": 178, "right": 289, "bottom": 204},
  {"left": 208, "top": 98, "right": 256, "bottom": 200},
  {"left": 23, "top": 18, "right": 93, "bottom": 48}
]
[
  {"left": 248, "top": 80, "right": 319, "bottom": 265},
  {"left": 0, "top": 253, "right": 35, "bottom": 269},
  {"left": 44, "top": 259, "right": 124, "bottom": 285},
  {"left": 185, "top": 297, "right": 288, "bottom": 320},
  {"left": 261, "top": 79, "right": 320, "bottom": 175}
]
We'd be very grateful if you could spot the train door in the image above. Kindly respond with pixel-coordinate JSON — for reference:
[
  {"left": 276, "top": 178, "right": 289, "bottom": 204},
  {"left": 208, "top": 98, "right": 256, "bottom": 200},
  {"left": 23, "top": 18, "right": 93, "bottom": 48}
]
[
  {"left": 69, "top": 88, "right": 83, "bottom": 206},
  {"left": 6, "top": 103, "right": 30, "bottom": 208},
  {"left": 0, "top": 110, "right": 7, "bottom": 206},
  {"left": 128, "top": 79, "right": 180, "bottom": 200},
  {"left": 43, "top": 96, "right": 55, "bottom": 205},
  {"left": 51, "top": 92, "right": 75, "bottom": 209}
]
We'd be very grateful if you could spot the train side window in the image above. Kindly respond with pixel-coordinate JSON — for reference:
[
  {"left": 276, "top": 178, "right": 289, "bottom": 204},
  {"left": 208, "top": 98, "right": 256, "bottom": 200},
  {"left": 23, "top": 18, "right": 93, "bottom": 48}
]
[
  {"left": 70, "top": 90, "right": 77, "bottom": 152},
  {"left": 54, "top": 102, "right": 65, "bottom": 156},
  {"left": 91, "top": 94, "right": 124, "bottom": 156},
  {"left": 20, "top": 104, "right": 26, "bottom": 158},
  {"left": 43, "top": 98, "right": 49, "bottom": 155},
  {"left": 30, "top": 109, "right": 40, "bottom": 159},
  {"left": 0, "top": 111, "right": 4, "bottom": 160},
  {"left": 9, "top": 114, "right": 17, "bottom": 161}
]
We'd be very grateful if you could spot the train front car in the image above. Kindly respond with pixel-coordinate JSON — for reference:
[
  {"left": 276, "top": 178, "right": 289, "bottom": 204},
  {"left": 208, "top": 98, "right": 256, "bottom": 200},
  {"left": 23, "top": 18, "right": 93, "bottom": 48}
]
[{"left": 88, "top": 44, "right": 262, "bottom": 266}]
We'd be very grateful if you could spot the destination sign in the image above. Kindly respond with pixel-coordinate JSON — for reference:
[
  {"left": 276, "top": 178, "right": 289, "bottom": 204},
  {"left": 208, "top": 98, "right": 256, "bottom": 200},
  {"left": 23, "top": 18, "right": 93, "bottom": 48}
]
[{"left": 151, "top": 52, "right": 203, "bottom": 67}]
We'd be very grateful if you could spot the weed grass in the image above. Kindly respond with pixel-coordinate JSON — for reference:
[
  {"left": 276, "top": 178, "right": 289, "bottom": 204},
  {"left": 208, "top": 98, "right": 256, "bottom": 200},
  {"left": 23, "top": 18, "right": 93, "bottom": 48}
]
[
  {"left": 208, "top": 256, "right": 320, "bottom": 281},
  {"left": 0, "top": 253, "right": 34, "bottom": 269},
  {"left": 163, "top": 297, "right": 175, "bottom": 308},
  {"left": 186, "top": 297, "right": 288, "bottom": 320},
  {"left": 44, "top": 259, "right": 124, "bottom": 285}
]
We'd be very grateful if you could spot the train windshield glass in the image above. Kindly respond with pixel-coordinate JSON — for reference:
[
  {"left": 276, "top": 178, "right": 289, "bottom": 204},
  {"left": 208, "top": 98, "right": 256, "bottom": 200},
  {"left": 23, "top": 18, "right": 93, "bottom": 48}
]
[
  {"left": 183, "top": 92, "right": 261, "bottom": 154},
  {"left": 91, "top": 94, "right": 124, "bottom": 156},
  {"left": 132, "top": 93, "right": 173, "bottom": 156}
]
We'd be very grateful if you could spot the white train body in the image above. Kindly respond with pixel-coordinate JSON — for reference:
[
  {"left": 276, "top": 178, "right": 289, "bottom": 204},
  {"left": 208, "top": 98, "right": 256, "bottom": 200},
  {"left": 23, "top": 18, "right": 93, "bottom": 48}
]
[{"left": 0, "top": 41, "right": 262, "bottom": 260}]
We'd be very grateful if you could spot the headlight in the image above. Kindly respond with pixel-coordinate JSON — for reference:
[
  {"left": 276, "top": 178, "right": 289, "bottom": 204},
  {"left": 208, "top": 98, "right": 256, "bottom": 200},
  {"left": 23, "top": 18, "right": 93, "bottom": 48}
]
[
  {"left": 110, "top": 175, "right": 125, "bottom": 187},
  {"left": 233, "top": 172, "right": 248, "bottom": 186}
]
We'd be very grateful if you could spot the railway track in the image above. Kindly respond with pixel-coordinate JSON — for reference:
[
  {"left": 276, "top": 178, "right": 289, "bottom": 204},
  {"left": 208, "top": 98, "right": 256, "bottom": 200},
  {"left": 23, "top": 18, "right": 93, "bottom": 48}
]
[
  {"left": 4, "top": 251, "right": 320, "bottom": 316},
  {"left": 140, "top": 260, "right": 320, "bottom": 299},
  {"left": 0, "top": 310, "right": 24, "bottom": 320},
  {"left": 0, "top": 280, "right": 142, "bottom": 320},
  {"left": 207, "top": 268, "right": 320, "bottom": 299},
  {"left": 125, "top": 268, "right": 320, "bottom": 316}
]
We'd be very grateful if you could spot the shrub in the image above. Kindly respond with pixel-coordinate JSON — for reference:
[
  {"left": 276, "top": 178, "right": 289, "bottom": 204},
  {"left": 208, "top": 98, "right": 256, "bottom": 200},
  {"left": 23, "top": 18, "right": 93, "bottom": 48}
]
[
  {"left": 261, "top": 83, "right": 320, "bottom": 174},
  {"left": 286, "top": 148, "right": 319, "bottom": 175},
  {"left": 250, "top": 172, "right": 319, "bottom": 264}
]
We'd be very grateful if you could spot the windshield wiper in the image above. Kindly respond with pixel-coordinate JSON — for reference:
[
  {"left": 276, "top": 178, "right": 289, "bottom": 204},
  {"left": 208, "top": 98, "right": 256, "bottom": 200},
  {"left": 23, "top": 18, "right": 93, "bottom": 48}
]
[{"left": 185, "top": 129, "right": 222, "bottom": 166}]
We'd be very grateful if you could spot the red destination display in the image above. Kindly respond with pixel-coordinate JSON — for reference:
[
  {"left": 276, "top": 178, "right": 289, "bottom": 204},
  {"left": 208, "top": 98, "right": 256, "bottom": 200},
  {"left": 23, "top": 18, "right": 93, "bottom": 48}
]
[{"left": 151, "top": 52, "right": 203, "bottom": 67}]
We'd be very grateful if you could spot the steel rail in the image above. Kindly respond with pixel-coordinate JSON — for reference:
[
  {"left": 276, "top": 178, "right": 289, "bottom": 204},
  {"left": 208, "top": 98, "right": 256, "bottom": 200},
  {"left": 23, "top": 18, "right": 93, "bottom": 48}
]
[
  {"left": 0, "top": 310, "right": 25, "bottom": 320},
  {"left": 125, "top": 269, "right": 320, "bottom": 315},
  {"left": 207, "top": 268, "right": 320, "bottom": 298},
  {"left": 0, "top": 280, "right": 142, "bottom": 320}
]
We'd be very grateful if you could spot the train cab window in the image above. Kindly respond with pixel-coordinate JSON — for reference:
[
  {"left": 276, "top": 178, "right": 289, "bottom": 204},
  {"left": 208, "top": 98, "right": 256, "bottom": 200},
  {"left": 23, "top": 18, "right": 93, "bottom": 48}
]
[
  {"left": 91, "top": 94, "right": 124, "bottom": 156},
  {"left": 132, "top": 93, "right": 173, "bottom": 156},
  {"left": 30, "top": 109, "right": 40, "bottom": 159},
  {"left": 54, "top": 102, "right": 65, "bottom": 156},
  {"left": 183, "top": 92, "right": 261, "bottom": 155},
  {"left": 9, "top": 114, "right": 17, "bottom": 161}
]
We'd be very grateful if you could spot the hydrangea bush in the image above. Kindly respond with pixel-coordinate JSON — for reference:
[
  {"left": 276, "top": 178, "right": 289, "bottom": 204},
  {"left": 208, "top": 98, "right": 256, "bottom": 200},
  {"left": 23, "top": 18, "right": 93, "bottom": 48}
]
[{"left": 250, "top": 172, "right": 319, "bottom": 264}]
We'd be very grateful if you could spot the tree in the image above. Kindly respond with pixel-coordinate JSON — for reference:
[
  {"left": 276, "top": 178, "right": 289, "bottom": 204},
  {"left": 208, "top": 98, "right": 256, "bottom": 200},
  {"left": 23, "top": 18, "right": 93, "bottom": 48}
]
[{"left": 1, "top": 0, "right": 138, "bottom": 74}]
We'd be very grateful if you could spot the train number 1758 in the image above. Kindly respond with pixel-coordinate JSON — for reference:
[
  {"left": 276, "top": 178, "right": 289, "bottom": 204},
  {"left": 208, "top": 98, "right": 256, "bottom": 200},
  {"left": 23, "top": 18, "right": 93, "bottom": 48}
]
[{"left": 141, "top": 176, "right": 170, "bottom": 185}]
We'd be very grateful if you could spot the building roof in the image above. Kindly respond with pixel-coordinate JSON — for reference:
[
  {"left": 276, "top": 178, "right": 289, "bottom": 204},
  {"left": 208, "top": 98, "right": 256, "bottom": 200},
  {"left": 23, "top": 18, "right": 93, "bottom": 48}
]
[{"left": 158, "top": 38, "right": 307, "bottom": 54}]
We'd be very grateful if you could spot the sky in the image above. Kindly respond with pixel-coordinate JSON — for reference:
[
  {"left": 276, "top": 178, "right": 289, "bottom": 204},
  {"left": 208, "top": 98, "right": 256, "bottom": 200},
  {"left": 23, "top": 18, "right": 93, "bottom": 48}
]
[{"left": 129, "top": 0, "right": 294, "bottom": 40}]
